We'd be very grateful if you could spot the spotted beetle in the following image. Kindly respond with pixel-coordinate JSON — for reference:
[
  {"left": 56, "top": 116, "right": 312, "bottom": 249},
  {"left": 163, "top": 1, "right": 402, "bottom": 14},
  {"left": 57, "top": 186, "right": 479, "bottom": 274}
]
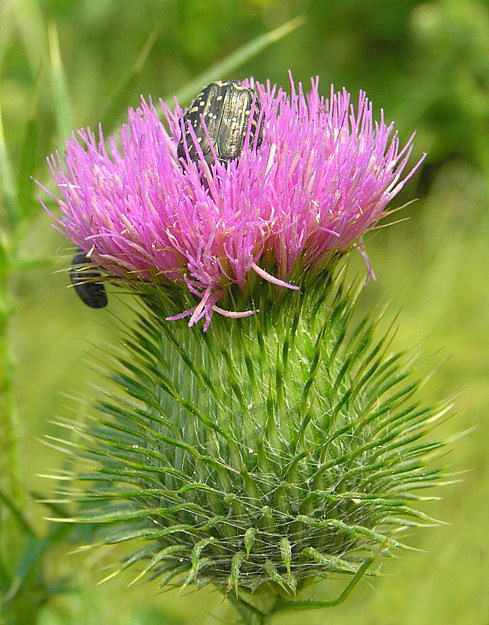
[
  {"left": 177, "top": 80, "right": 263, "bottom": 165},
  {"left": 70, "top": 248, "right": 108, "bottom": 309}
]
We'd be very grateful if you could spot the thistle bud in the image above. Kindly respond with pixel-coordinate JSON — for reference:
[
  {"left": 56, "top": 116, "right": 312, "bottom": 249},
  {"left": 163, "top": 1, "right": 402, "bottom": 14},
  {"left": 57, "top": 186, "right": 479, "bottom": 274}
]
[{"left": 41, "top": 75, "right": 450, "bottom": 624}]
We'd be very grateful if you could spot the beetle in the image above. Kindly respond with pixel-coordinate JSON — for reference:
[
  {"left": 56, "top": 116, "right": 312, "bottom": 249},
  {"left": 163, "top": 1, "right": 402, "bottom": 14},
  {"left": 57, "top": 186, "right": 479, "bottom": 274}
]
[
  {"left": 69, "top": 248, "right": 108, "bottom": 309},
  {"left": 177, "top": 80, "right": 263, "bottom": 165}
]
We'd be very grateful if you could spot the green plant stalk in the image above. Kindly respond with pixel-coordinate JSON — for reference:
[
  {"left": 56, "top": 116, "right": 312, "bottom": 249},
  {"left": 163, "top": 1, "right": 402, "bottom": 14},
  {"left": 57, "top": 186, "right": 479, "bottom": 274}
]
[
  {"left": 0, "top": 105, "right": 23, "bottom": 513},
  {"left": 0, "top": 66, "right": 45, "bottom": 516},
  {"left": 0, "top": 57, "right": 47, "bottom": 591},
  {"left": 0, "top": 296, "right": 23, "bottom": 509},
  {"left": 226, "top": 551, "right": 377, "bottom": 624}
]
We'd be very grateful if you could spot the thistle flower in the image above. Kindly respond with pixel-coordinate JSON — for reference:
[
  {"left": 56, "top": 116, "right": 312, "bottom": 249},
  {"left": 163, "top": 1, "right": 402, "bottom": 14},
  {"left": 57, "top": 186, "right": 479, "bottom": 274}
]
[
  {"left": 41, "top": 76, "right": 451, "bottom": 624},
  {"left": 40, "top": 74, "right": 424, "bottom": 329}
]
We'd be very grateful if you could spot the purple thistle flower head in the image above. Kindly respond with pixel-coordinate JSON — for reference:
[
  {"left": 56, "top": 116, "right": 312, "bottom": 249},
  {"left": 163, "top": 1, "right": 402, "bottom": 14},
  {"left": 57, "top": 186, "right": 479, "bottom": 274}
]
[{"left": 40, "top": 73, "right": 425, "bottom": 329}]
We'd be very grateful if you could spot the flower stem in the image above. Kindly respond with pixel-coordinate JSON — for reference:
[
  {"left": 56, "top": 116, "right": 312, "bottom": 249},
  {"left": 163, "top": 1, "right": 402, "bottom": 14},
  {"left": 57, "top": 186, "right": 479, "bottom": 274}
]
[
  {"left": 0, "top": 247, "right": 23, "bottom": 510},
  {"left": 227, "top": 594, "right": 266, "bottom": 625}
]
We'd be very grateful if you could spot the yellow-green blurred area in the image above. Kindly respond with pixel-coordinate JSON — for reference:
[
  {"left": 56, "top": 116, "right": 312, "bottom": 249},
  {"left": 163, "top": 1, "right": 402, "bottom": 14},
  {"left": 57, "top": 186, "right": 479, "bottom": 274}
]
[{"left": 1, "top": 0, "right": 488, "bottom": 623}]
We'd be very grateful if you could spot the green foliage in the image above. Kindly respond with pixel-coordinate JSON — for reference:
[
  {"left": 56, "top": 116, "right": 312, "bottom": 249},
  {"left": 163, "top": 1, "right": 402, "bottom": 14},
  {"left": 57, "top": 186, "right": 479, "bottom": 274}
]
[{"left": 49, "top": 271, "right": 450, "bottom": 621}]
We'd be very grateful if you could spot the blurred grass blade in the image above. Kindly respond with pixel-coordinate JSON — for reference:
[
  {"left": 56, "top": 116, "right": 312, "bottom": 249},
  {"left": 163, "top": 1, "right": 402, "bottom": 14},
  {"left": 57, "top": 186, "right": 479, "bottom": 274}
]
[
  {"left": 8, "top": 536, "right": 48, "bottom": 603},
  {"left": 30, "top": 490, "right": 69, "bottom": 519},
  {"left": 0, "top": 103, "right": 17, "bottom": 231},
  {"left": 0, "top": 557, "right": 11, "bottom": 592},
  {"left": 101, "top": 27, "right": 160, "bottom": 133},
  {"left": 0, "top": 4, "right": 14, "bottom": 75},
  {"left": 0, "top": 488, "right": 35, "bottom": 537},
  {"left": 166, "top": 15, "right": 306, "bottom": 106},
  {"left": 48, "top": 22, "right": 72, "bottom": 141},
  {"left": 17, "top": 64, "right": 43, "bottom": 222},
  {"left": 6, "top": 506, "right": 72, "bottom": 604},
  {"left": 12, "top": 0, "right": 47, "bottom": 76}
]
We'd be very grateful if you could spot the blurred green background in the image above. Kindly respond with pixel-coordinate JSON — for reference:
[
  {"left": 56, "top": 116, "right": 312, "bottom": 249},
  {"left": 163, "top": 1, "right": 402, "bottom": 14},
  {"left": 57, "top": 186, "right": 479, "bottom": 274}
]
[{"left": 1, "top": 0, "right": 488, "bottom": 623}]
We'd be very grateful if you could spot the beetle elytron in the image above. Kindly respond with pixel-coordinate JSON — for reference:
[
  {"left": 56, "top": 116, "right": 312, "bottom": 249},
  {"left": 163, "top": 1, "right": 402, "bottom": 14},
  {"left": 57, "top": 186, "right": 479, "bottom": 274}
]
[{"left": 177, "top": 80, "right": 263, "bottom": 165}]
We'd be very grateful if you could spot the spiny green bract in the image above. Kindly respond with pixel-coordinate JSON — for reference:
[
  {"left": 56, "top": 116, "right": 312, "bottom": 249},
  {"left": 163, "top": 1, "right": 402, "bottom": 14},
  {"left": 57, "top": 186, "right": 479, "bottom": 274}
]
[{"left": 51, "top": 270, "right": 450, "bottom": 600}]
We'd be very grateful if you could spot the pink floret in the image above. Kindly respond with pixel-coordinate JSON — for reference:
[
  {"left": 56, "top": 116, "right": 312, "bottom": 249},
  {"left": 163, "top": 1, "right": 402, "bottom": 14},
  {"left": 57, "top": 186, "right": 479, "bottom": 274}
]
[{"left": 40, "top": 74, "right": 425, "bottom": 327}]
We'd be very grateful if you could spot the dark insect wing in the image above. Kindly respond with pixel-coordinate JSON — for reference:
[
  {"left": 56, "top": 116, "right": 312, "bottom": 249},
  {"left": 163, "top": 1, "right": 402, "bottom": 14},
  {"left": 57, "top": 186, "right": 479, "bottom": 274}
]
[
  {"left": 177, "top": 80, "right": 263, "bottom": 165},
  {"left": 70, "top": 248, "right": 108, "bottom": 309},
  {"left": 216, "top": 83, "right": 256, "bottom": 161},
  {"left": 177, "top": 82, "right": 222, "bottom": 163}
]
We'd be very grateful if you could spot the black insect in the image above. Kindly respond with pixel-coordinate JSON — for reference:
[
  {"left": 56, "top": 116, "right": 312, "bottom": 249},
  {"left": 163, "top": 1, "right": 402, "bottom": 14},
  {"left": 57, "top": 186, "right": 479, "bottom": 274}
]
[
  {"left": 69, "top": 248, "right": 108, "bottom": 309},
  {"left": 177, "top": 80, "right": 263, "bottom": 165}
]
